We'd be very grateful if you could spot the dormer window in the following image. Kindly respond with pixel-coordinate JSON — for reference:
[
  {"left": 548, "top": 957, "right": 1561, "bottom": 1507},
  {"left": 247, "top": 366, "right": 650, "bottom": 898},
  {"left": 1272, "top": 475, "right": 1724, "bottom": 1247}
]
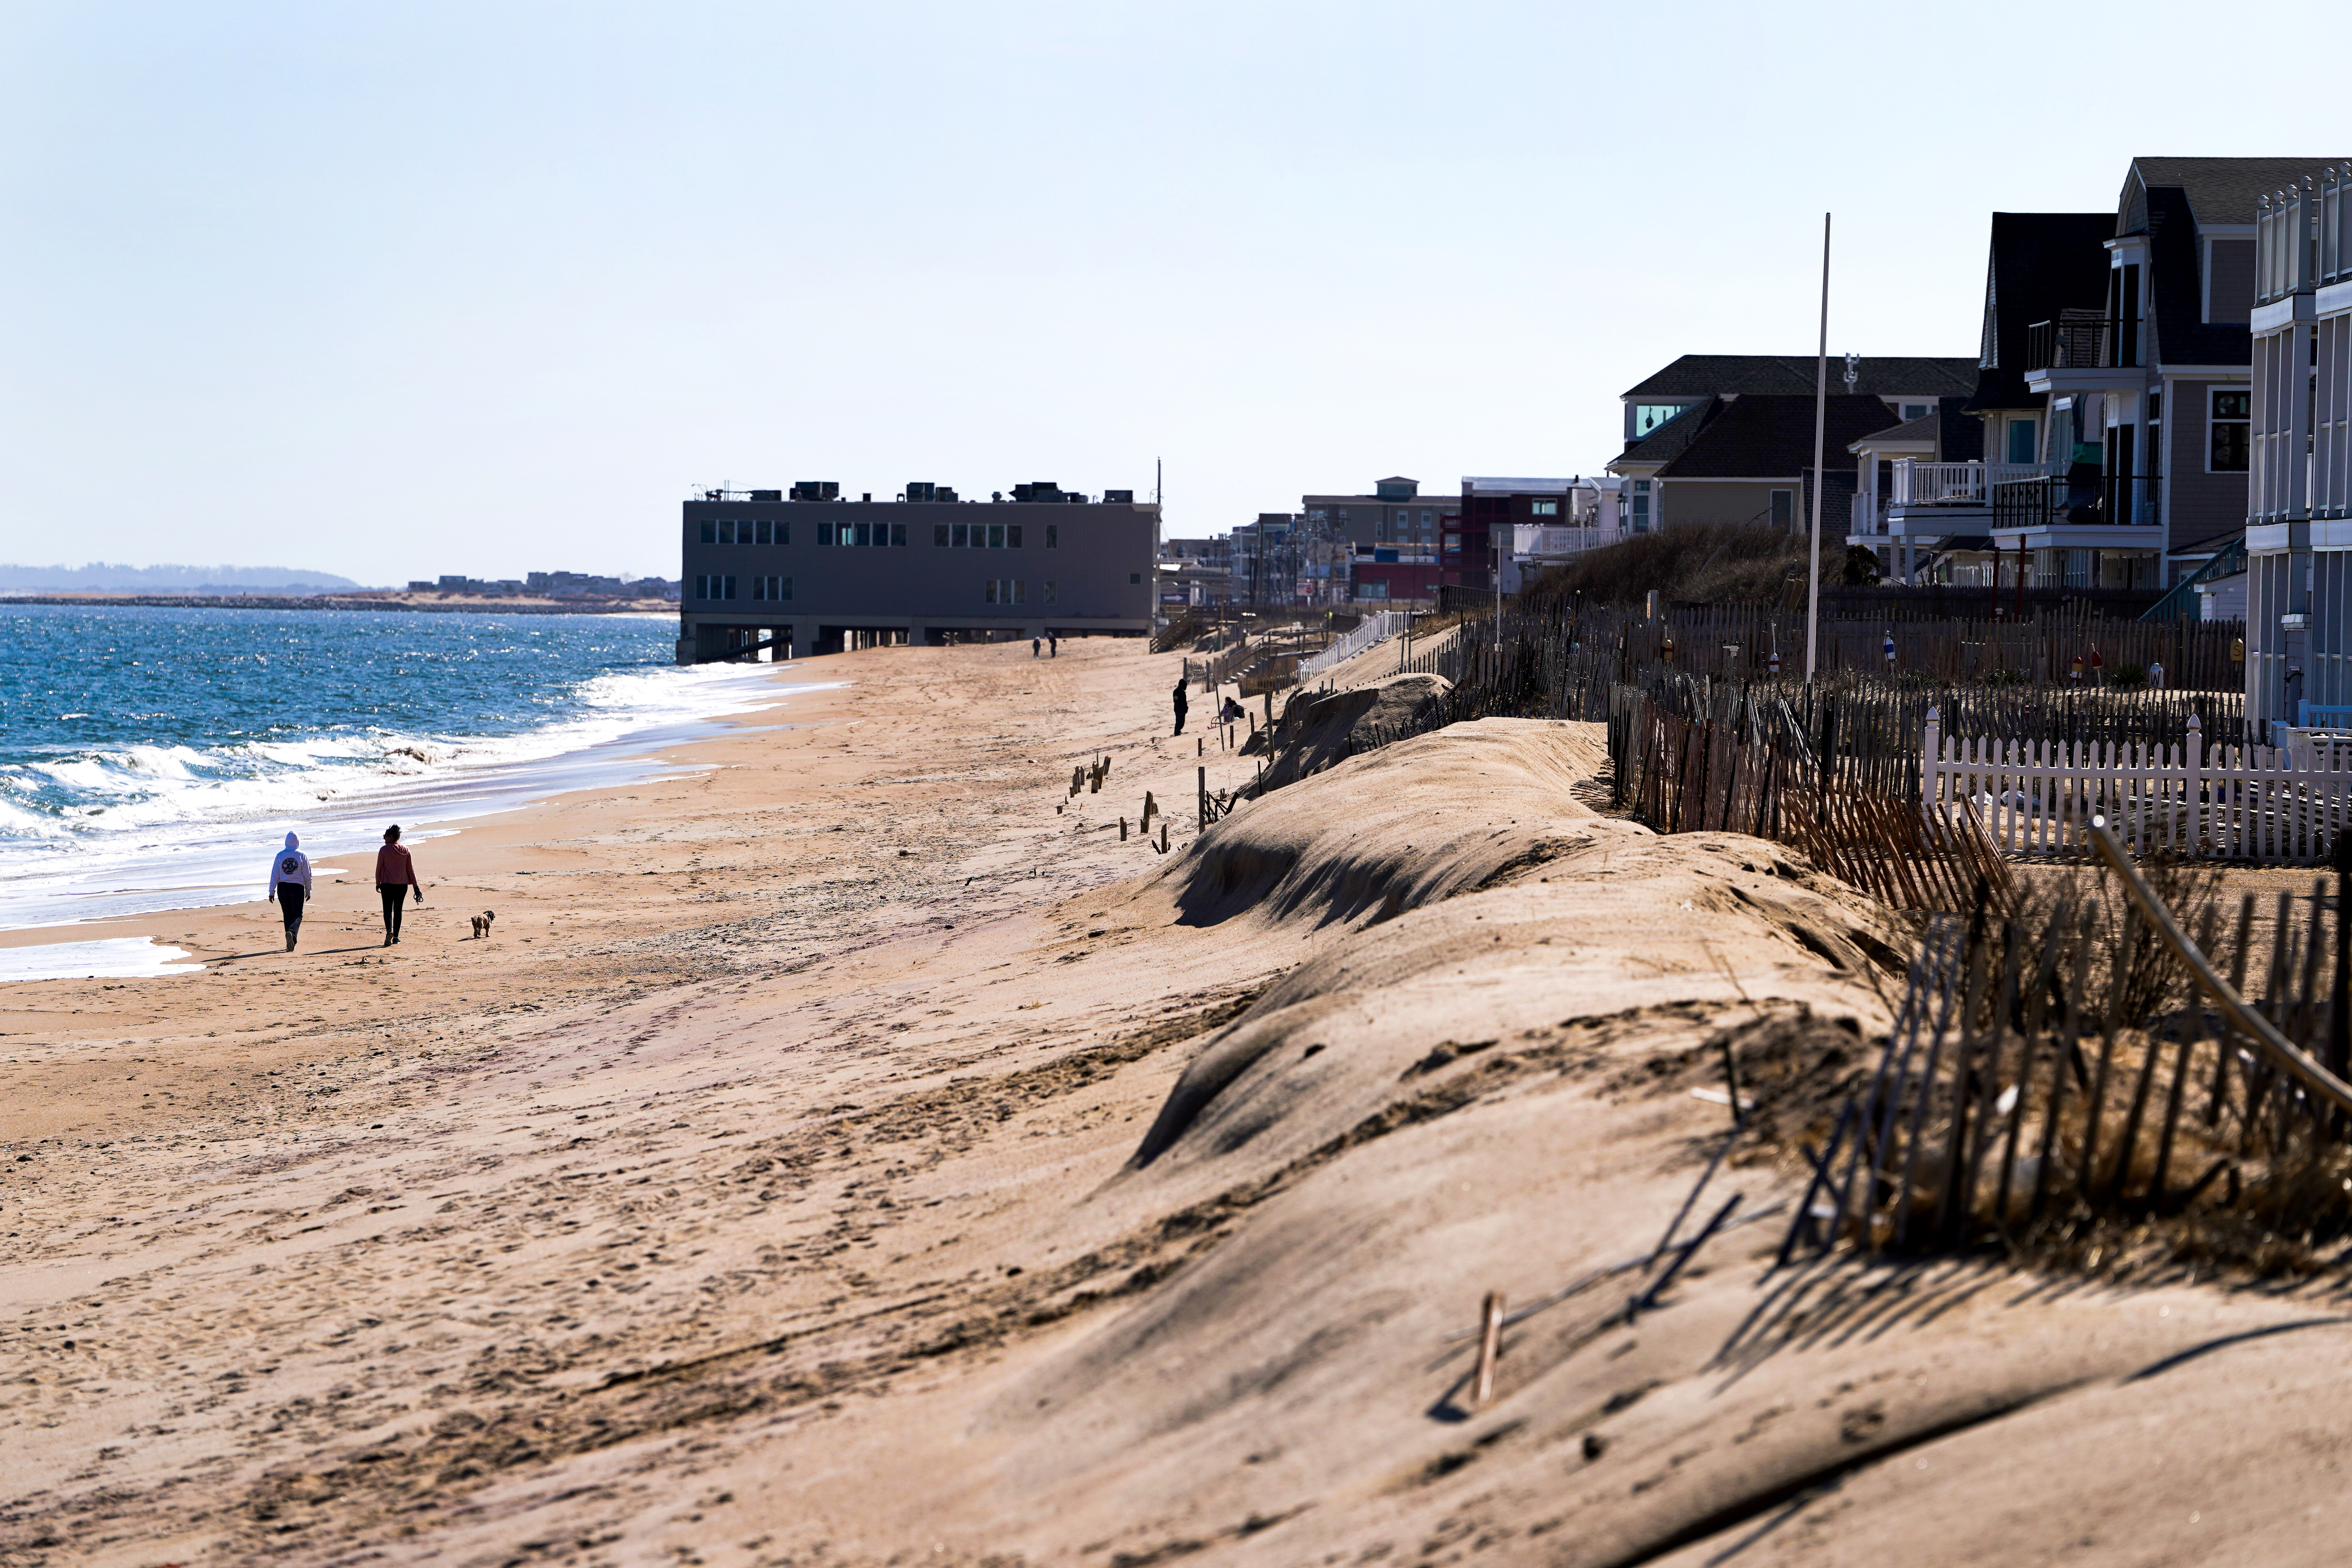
[
  {"left": 1901, "top": 403, "right": 1931, "bottom": 421},
  {"left": 1632, "top": 403, "right": 1689, "bottom": 438}
]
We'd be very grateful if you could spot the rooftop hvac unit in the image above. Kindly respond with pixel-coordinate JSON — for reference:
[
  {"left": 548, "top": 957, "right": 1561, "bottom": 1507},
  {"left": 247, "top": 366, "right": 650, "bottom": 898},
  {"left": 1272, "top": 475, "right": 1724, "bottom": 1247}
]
[
  {"left": 906, "top": 481, "right": 936, "bottom": 503},
  {"left": 790, "top": 481, "right": 840, "bottom": 502},
  {"left": 936, "top": 486, "right": 959, "bottom": 503},
  {"left": 1012, "top": 481, "right": 1064, "bottom": 503},
  {"left": 749, "top": 489, "right": 782, "bottom": 502},
  {"left": 1103, "top": 488, "right": 1134, "bottom": 504}
]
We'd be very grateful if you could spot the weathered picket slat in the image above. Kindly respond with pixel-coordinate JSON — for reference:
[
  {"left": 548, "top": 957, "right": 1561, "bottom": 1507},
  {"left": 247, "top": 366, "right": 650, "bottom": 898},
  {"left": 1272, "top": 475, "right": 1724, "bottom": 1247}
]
[{"left": 1924, "top": 709, "right": 2352, "bottom": 862}]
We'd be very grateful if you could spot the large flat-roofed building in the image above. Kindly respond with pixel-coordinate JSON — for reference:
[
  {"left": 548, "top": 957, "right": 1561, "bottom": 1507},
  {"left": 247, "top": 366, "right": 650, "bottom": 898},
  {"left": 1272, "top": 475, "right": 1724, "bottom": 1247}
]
[{"left": 676, "top": 481, "right": 1159, "bottom": 662}]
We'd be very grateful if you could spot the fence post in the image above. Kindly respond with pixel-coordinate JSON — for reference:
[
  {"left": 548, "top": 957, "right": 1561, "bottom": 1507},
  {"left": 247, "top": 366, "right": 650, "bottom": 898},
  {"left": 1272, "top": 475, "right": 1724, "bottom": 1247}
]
[
  {"left": 1922, "top": 705, "right": 1942, "bottom": 813},
  {"left": 2187, "top": 713, "right": 2205, "bottom": 857}
]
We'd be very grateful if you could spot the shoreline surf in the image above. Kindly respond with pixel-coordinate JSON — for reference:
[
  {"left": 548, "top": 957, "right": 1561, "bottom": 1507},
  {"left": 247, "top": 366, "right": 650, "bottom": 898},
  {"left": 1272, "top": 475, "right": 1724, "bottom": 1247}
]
[{"left": 0, "top": 627, "right": 824, "bottom": 938}]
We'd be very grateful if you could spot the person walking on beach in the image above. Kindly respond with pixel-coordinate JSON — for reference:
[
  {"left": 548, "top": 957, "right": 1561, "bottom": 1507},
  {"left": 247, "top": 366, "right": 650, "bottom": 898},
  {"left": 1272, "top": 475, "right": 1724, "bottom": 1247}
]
[
  {"left": 375, "top": 824, "right": 424, "bottom": 946},
  {"left": 1171, "top": 677, "right": 1188, "bottom": 737},
  {"left": 1031, "top": 636, "right": 1041, "bottom": 659},
  {"left": 1048, "top": 633, "right": 1058, "bottom": 657},
  {"left": 267, "top": 831, "right": 312, "bottom": 951}
]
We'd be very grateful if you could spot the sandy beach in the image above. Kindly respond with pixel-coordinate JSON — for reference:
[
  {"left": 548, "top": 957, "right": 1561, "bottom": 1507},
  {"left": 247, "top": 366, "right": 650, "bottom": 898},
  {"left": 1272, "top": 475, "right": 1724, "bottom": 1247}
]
[{"left": 8, "top": 636, "right": 2352, "bottom": 1567}]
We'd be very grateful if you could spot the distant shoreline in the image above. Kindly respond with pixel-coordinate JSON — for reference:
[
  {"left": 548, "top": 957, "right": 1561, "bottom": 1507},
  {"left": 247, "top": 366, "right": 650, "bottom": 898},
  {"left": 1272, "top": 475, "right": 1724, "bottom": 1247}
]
[{"left": 1, "top": 593, "right": 677, "bottom": 616}]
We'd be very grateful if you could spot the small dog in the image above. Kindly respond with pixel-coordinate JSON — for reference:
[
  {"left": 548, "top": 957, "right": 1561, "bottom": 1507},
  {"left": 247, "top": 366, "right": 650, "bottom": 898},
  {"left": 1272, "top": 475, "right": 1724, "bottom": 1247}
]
[{"left": 469, "top": 910, "right": 496, "bottom": 940}]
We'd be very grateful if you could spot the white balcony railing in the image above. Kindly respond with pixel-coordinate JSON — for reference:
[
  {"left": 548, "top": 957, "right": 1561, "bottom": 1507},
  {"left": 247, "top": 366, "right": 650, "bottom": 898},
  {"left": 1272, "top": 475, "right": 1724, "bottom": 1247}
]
[
  {"left": 1890, "top": 460, "right": 2048, "bottom": 506},
  {"left": 1850, "top": 493, "right": 1887, "bottom": 535}
]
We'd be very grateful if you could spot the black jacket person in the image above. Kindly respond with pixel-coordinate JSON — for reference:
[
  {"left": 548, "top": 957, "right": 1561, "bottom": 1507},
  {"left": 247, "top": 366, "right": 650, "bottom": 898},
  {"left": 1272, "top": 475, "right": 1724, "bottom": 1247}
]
[{"left": 1171, "top": 678, "right": 1188, "bottom": 737}]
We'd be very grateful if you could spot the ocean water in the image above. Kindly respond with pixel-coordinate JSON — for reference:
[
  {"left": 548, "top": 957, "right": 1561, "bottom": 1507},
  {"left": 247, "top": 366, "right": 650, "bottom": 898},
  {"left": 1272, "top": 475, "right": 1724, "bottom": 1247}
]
[{"left": 0, "top": 604, "right": 801, "bottom": 935}]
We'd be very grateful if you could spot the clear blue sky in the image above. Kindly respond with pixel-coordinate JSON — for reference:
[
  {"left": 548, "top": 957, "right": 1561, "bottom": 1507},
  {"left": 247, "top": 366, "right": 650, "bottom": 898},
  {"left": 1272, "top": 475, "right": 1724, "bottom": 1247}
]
[{"left": 2, "top": 1, "right": 2344, "bottom": 584}]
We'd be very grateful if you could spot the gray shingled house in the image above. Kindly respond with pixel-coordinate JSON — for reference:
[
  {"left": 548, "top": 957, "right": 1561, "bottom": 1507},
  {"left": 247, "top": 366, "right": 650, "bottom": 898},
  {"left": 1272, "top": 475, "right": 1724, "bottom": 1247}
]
[{"left": 1990, "top": 157, "right": 2341, "bottom": 597}]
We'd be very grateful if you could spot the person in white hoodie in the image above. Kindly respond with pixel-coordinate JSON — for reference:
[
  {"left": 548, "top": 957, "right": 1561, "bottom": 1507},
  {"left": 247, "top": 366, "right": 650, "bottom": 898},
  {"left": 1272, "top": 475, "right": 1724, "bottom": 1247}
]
[{"left": 267, "top": 831, "right": 313, "bottom": 951}]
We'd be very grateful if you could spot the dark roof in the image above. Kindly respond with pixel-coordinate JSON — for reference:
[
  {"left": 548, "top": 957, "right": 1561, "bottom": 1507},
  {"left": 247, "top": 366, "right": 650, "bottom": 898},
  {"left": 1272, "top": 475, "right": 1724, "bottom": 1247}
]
[
  {"left": 1653, "top": 395, "right": 1900, "bottom": 479},
  {"left": 1850, "top": 412, "right": 1939, "bottom": 450},
  {"left": 2122, "top": 158, "right": 2352, "bottom": 232},
  {"left": 1622, "top": 355, "right": 1976, "bottom": 400},
  {"left": 1963, "top": 212, "right": 2115, "bottom": 411},
  {"left": 1614, "top": 396, "right": 1720, "bottom": 466}
]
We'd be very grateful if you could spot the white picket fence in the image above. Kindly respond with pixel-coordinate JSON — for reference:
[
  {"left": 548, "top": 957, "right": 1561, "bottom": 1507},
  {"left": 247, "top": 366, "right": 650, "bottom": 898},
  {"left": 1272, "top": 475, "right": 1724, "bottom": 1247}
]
[
  {"left": 1924, "top": 709, "right": 2352, "bottom": 860},
  {"left": 1299, "top": 609, "right": 1411, "bottom": 681}
]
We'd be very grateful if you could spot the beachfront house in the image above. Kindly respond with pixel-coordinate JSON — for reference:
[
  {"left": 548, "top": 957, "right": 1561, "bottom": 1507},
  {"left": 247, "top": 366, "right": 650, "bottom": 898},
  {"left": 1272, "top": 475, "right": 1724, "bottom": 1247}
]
[
  {"left": 675, "top": 482, "right": 1158, "bottom": 662},
  {"left": 1990, "top": 158, "right": 2327, "bottom": 601},
  {"left": 2243, "top": 163, "right": 2352, "bottom": 726},
  {"left": 1608, "top": 355, "right": 1976, "bottom": 538},
  {"left": 1853, "top": 212, "right": 2114, "bottom": 587}
]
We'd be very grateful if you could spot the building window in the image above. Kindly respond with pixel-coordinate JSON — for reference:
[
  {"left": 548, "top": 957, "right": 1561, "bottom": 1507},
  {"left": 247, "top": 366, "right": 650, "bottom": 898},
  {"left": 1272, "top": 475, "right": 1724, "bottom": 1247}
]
[
  {"left": 1007, "top": 524, "right": 1023, "bottom": 548},
  {"left": 1043, "top": 580, "right": 1057, "bottom": 604},
  {"left": 890, "top": 523, "right": 907, "bottom": 546},
  {"left": 750, "top": 574, "right": 790, "bottom": 601},
  {"left": 699, "top": 520, "right": 716, "bottom": 544},
  {"left": 693, "top": 574, "right": 707, "bottom": 600},
  {"left": 935, "top": 523, "right": 950, "bottom": 546},
  {"left": 952, "top": 523, "right": 969, "bottom": 547},
  {"left": 1632, "top": 404, "right": 1688, "bottom": 438},
  {"left": 850, "top": 523, "right": 868, "bottom": 547},
  {"left": 1769, "top": 490, "right": 1792, "bottom": 529},
  {"left": 1421, "top": 510, "right": 1433, "bottom": 527},
  {"left": 752, "top": 519, "right": 769, "bottom": 544},
  {"left": 2211, "top": 388, "right": 2250, "bottom": 472},
  {"left": 723, "top": 575, "right": 737, "bottom": 600},
  {"left": 984, "top": 579, "right": 1027, "bottom": 605},
  {"left": 1631, "top": 479, "right": 1651, "bottom": 534},
  {"left": 2006, "top": 418, "right": 2037, "bottom": 465},
  {"left": 1531, "top": 499, "right": 1559, "bottom": 517},
  {"left": 818, "top": 522, "right": 835, "bottom": 546},
  {"left": 1045, "top": 524, "right": 1058, "bottom": 548},
  {"left": 1129, "top": 572, "right": 1142, "bottom": 584},
  {"left": 1901, "top": 403, "right": 1931, "bottom": 421},
  {"left": 988, "top": 523, "right": 1005, "bottom": 548}
]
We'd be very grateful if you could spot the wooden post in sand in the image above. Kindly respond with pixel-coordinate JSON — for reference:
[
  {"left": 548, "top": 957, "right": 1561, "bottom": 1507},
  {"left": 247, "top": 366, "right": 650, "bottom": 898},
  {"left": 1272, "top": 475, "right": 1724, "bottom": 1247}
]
[
  {"left": 1473, "top": 1292, "right": 1504, "bottom": 1404},
  {"left": 1120, "top": 817, "right": 1128, "bottom": 840},
  {"left": 1141, "top": 791, "right": 1158, "bottom": 828},
  {"left": 1197, "top": 766, "right": 1207, "bottom": 829}
]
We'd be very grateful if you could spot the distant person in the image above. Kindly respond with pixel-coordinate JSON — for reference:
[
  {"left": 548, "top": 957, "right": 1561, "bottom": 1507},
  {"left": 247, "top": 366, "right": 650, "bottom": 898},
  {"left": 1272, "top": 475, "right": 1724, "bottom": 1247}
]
[
  {"left": 2148, "top": 659, "right": 2165, "bottom": 690},
  {"left": 375, "top": 824, "right": 425, "bottom": 946},
  {"left": 1032, "top": 637, "right": 1041, "bottom": 658},
  {"left": 1049, "top": 633, "right": 1058, "bottom": 657},
  {"left": 1172, "top": 677, "right": 1189, "bottom": 737},
  {"left": 1220, "top": 695, "right": 1245, "bottom": 725},
  {"left": 267, "top": 831, "right": 312, "bottom": 951}
]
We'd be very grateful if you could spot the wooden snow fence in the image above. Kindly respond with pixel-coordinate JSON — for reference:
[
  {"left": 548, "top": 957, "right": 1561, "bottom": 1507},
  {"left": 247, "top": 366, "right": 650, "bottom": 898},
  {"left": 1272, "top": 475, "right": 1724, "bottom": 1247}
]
[
  {"left": 1615, "top": 686, "right": 2010, "bottom": 915},
  {"left": 1779, "top": 828, "right": 2352, "bottom": 1263}
]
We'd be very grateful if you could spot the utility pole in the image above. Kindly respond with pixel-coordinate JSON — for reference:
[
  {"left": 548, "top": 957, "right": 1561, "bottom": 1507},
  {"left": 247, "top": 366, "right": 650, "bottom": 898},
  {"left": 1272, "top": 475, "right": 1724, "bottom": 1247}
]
[{"left": 1806, "top": 213, "right": 1831, "bottom": 681}]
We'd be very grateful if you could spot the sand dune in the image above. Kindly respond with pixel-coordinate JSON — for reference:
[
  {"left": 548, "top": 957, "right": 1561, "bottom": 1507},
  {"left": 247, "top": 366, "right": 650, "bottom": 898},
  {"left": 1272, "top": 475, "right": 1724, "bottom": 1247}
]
[{"left": 5, "top": 639, "right": 2350, "bottom": 1567}]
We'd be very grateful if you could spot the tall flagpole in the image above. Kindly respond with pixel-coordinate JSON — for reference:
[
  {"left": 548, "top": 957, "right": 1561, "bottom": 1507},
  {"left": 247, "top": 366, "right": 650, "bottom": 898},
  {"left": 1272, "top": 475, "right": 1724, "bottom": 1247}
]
[{"left": 1806, "top": 213, "right": 1831, "bottom": 680}]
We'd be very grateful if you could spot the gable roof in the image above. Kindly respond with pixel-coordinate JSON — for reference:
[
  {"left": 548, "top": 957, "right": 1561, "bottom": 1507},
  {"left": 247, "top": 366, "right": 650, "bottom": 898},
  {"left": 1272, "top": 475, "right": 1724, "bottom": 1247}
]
[
  {"left": 2122, "top": 157, "right": 2352, "bottom": 232},
  {"left": 1622, "top": 355, "right": 1976, "bottom": 401},
  {"left": 1964, "top": 211, "right": 2116, "bottom": 411},
  {"left": 1849, "top": 412, "right": 1939, "bottom": 452},
  {"left": 1652, "top": 394, "right": 1900, "bottom": 479}
]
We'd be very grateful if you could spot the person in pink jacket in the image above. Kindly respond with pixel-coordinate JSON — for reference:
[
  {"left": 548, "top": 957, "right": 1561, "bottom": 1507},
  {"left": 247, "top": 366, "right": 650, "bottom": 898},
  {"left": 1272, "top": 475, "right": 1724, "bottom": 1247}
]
[{"left": 375, "top": 824, "right": 425, "bottom": 946}]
